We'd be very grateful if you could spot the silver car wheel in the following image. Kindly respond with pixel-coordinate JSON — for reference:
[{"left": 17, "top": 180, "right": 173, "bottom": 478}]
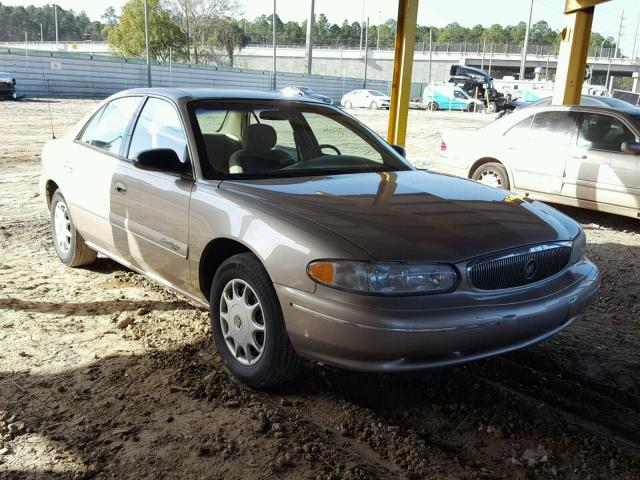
[
  {"left": 477, "top": 170, "right": 502, "bottom": 188},
  {"left": 54, "top": 202, "right": 72, "bottom": 254},
  {"left": 219, "top": 279, "right": 266, "bottom": 366}
]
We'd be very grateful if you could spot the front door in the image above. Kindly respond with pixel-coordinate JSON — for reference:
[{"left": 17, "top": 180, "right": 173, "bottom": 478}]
[
  {"left": 563, "top": 112, "right": 640, "bottom": 211},
  {"left": 110, "top": 96, "right": 193, "bottom": 292}
]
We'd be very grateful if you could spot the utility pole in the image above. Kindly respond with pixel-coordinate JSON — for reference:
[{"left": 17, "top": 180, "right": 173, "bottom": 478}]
[
  {"left": 616, "top": 10, "right": 625, "bottom": 58},
  {"left": 304, "top": 0, "right": 314, "bottom": 75},
  {"left": 632, "top": 10, "right": 640, "bottom": 62},
  {"left": 143, "top": 0, "right": 151, "bottom": 87},
  {"left": 54, "top": 4, "right": 58, "bottom": 49},
  {"left": 272, "top": 0, "right": 277, "bottom": 90},
  {"left": 363, "top": 17, "right": 369, "bottom": 88},
  {"left": 359, "top": 0, "right": 365, "bottom": 54},
  {"left": 376, "top": 10, "right": 381, "bottom": 50},
  {"left": 428, "top": 28, "right": 433, "bottom": 83},
  {"left": 520, "top": 0, "right": 534, "bottom": 80}
]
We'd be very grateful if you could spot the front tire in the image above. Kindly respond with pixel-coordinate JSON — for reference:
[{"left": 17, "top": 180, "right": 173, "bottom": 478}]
[
  {"left": 427, "top": 101, "right": 439, "bottom": 111},
  {"left": 50, "top": 190, "right": 97, "bottom": 267},
  {"left": 344, "top": 100, "right": 352, "bottom": 109},
  {"left": 370, "top": 101, "right": 378, "bottom": 109},
  {"left": 210, "top": 253, "right": 302, "bottom": 388},
  {"left": 471, "top": 162, "right": 510, "bottom": 190}
]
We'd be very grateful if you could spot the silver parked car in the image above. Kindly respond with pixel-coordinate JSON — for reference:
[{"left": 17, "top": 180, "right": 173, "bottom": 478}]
[
  {"left": 433, "top": 103, "right": 640, "bottom": 219},
  {"left": 341, "top": 89, "right": 391, "bottom": 109},
  {"left": 40, "top": 89, "right": 600, "bottom": 387}
]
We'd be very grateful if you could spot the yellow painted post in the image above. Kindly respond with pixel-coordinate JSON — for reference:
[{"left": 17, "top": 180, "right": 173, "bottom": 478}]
[
  {"left": 387, "top": 0, "right": 419, "bottom": 147},
  {"left": 552, "top": 0, "right": 610, "bottom": 105}
]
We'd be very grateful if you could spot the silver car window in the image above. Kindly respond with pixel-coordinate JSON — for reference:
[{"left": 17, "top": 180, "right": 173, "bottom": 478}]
[
  {"left": 78, "top": 96, "right": 142, "bottom": 154},
  {"left": 531, "top": 111, "right": 576, "bottom": 146},
  {"left": 577, "top": 113, "right": 636, "bottom": 152},
  {"left": 128, "top": 97, "right": 188, "bottom": 162}
]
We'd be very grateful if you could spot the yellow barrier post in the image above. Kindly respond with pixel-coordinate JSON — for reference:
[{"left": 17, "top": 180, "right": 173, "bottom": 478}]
[
  {"left": 387, "top": 0, "right": 419, "bottom": 147},
  {"left": 552, "top": 0, "right": 611, "bottom": 105}
]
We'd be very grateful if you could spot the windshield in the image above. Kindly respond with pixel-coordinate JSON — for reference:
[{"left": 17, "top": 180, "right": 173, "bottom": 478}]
[
  {"left": 190, "top": 101, "right": 411, "bottom": 179},
  {"left": 298, "top": 87, "right": 313, "bottom": 94},
  {"left": 368, "top": 90, "right": 386, "bottom": 97}
]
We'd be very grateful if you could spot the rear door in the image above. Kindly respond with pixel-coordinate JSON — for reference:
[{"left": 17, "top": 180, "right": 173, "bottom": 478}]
[
  {"left": 563, "top": 112, "right": 640, "bottom": 210},
  {"left": 508, "top": 110, "right": 577, "bottom": 195},
  {"left": 68, "top": 96, "right": 142, "bottom": 252},
  {"left": 110, "top": 96, "right": 194, "bottom": 292}
]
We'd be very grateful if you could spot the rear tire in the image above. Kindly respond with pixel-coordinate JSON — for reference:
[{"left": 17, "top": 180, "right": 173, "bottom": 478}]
[
  {"left": 210, "top": 253, "right": 303, "bottom": 388},
  {"left": 427, "top": 101, "right": 439, "bottom": 111},
  {"left": 50, "top": 190, "right": 97, "bottom": 267},
  {"left": 467, "top": 103, "right": 478, "bottom": 112},
  {"left": 471, "top": 162, "right": 510, "bottom": 190}
]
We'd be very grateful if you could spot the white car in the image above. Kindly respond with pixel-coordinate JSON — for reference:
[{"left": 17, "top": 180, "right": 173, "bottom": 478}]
[
  {"left": 429, "top": 103, "right": 640, "bottom": 219},
  {"left": 341, "top": 89, "right": 390, "bottom": 109}
]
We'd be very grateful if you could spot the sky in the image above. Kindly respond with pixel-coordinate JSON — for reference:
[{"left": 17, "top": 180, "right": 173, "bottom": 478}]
[{"left": 5, "top": 0, "right": 640, "bottom": 54}]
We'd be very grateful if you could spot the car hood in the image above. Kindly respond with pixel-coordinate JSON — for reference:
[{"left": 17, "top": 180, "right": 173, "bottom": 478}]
[{"left": 221, "top": 170, "right": 580, "bottom": 262}]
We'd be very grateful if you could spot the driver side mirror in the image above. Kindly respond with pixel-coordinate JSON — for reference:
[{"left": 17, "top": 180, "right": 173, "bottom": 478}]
[
  {"left": 391, "top": 144, "right": 406, "bottom": 157},
  {"left": 621, "top": 141, "right": 640, "bottom": 155},
  {"left": 134, "top": 148, "right": 187, "bottom": 175}
]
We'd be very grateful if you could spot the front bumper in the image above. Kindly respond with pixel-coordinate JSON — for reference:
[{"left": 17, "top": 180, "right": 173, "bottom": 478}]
[{"left": 276, "top": 258, "right": 600, "bottom": 372}]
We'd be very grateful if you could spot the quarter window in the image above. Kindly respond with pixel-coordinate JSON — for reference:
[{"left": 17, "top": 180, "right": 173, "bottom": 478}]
[
  {"left": 78, "top": 97, "right": 141, "bottom": 154},
  {"left": 504, "top": 116, "right": 533, "bottom": 139},
  {"left": 577, "top": 113, "right": 636, "bottom": 152},
  {"left": 128, "top": 98, "right": 188, "bottom": 162}
]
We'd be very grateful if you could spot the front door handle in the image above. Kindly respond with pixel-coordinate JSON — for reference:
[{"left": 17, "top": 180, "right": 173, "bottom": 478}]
[
  {"left": 114, "top": 181, "right": 127, "bottom": 195},
  {"left": 63, "top": 162, "right": 73, "bottom": 173}
]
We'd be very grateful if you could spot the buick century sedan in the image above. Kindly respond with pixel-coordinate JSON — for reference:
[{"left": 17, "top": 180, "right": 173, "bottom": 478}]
[{"left": 41, "top": 88, "right": 600, "bottom": 387}]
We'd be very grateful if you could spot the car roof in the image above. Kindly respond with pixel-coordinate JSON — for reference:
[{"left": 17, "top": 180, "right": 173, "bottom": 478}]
[{"left": 112, "top": 87, "right": 324, "bottom": 104}]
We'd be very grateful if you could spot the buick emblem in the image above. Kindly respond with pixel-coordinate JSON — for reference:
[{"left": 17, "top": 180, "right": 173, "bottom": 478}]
[{"left": 524, "top": 259, "right": 538, "bottom": 280}]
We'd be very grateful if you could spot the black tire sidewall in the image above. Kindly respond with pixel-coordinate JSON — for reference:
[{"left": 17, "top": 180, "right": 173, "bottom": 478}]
[
  {"left": 210, "top": 255, "right": 284, "bottom": 385},
  {"left": 473, "top": 162, "right": 509, "bottom": 189},
  {"left": 50, "top": 191, "right": 77, "bottom": 265},
  {"left": 429, "top": 102, "right": 438, "bottom": 111}
]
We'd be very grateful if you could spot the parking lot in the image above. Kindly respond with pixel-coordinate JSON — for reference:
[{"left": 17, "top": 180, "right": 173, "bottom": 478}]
[{"left": 1, "top": 98, "right": 639, "bottom": 479}]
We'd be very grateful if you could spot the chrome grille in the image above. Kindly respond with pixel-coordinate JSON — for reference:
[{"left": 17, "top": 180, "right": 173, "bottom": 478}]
[{"left": 468, "top": 244, "right": 571, "bottom": 290}]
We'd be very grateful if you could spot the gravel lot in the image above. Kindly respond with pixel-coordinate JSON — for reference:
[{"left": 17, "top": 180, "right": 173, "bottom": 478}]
[{"left": 1, "top": 98, "right": 639, "bottom": 479}]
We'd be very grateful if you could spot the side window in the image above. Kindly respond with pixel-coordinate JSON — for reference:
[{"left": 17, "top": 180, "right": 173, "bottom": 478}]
[
  {"left": 78, "top": 97, "right": 141, "bottom": 154},
  {"left": 531, "top": 111, "right": 576, "bottom": 146},
  {"left": 577, "top": 113, "right": 636, "bottom": 152},
  {"left": 504, "top": 116, "right": 533, "bottom": 140},
  {"left": 303, "top": 112, "right": 384, "bottom": 163},
  {"left": 128, "top": 98, "right": 188, "bottom": 162}
]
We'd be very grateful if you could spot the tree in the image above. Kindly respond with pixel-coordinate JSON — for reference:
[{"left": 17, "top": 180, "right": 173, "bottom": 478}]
[
  {"left": 166, "top": 0, "right": 239, "bottom": 63},
  {"left": 101, "top": 6, "right": 118, "bottom": 27},
  {"left": 108, "top": 0, "right": 186, "bottom": 61},
  {"left": 209, "top": 17, "right": 247, "bottom": 66},
  {"left": 482, "top": 24, "right": 508, "bottom": 44},
  {"left": 437, "top": 22, "right": 468, "bottom": 43}
]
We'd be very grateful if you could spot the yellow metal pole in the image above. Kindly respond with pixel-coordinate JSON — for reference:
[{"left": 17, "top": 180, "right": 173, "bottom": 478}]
[
  {"left": 387, "top": 0, "right": 419, "bottom": 146},
  {"left": 552, "top": 0, "right": 610, "bottom": 105}
]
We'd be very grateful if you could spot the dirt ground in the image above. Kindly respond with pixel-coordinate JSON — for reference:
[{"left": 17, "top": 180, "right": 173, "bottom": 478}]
[{"left": 1, "top": 98, "right": 639, "bottom": 480}]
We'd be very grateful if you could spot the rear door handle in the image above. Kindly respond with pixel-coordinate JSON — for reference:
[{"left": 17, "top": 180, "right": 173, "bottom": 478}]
[
  {"left": 114, "top": 181, "right": 127, "bottom": 195},
  {"left": 571, "top": 155, "right": 587, "bottom": 160},
  {"left": 63, "top": 162, "right": 73, "bottom": 173}
]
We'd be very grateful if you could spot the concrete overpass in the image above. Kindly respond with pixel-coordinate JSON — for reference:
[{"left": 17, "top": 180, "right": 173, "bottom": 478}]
[{"left": 2, "top": 41, "right": 637, "bottom": 86}]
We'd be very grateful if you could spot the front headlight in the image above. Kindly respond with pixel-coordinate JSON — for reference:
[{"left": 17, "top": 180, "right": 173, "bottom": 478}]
[
  {"left": 570, "top": 229, "right": 586, "bottom": 264},
  {"left": 307, "top": 260, "right": 458, "bottom": 295}
]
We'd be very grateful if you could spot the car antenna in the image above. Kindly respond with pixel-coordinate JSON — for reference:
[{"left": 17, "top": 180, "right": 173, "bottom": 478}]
[{"left": 47, "top": 101, "right": 56, "bottom": 139}]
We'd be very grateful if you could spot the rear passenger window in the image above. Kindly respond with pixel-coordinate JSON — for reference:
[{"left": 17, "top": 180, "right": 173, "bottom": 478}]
[
  {"left": 504, "top": 116, "right": 533, "bottom": 140},
  {"left": 128, "top": 98, "right": 188, "bottom": 162},
  {"left": 531, "top": 111, "right": 576, "bottom": 146},
  {"left": 78, "top": 97, "right": 141, "bottom": 154}
]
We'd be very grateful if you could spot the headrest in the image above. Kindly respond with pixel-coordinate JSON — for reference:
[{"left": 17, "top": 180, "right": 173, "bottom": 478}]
[{"left": 243, "top": 123, "right": 277, "bottom": 152}]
